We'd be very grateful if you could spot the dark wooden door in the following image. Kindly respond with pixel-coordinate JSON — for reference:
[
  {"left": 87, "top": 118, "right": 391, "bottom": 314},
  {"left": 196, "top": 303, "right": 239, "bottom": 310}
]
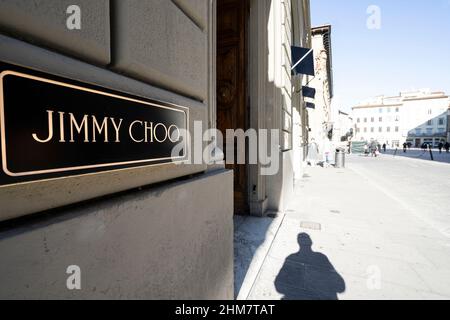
[{"left": 217, "top": 0, "right": 248, "bottom": 215}]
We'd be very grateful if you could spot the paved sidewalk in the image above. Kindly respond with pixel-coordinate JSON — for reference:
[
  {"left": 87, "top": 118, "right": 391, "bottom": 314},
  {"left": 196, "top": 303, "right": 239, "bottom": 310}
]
[
  {"left": 246, "top": 156, "right": 450, "bottom": 300},
  {"left": 234, "top": 214, "right": 284, "bottom": 300}
]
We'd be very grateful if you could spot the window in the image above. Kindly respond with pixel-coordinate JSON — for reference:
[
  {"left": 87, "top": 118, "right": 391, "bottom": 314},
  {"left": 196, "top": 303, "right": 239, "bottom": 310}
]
[
  {"left": 379, "top": 117, "right": 383, "bottom": 122},
  {"left": 364, "top": 118, "right": 367, "bottom": 123},
  {"left": 371, "top": 127, "right": 374, "bottom": 133},
  {"left": 387, "top": 127, "right": 391, "bottom": 133},
  {"left": 439, "top": 118, "right": 445, "bottom": 125},
  {"left": 427, "top": 120, "right": 433, "bottom": 126},
  {"left": 426, "top": 128, "right": 433, "bottom": 135},
  {"left": 395, "top": 126, "right": 399, "bottom": 132},
  {"left": 371, "top": 117, "right": 374, "bottom": 122},
  {"left": 364, "top": 128, "right": 367, "bottom": 133},
  {"left": 379, "top": 127, "right": 382, "bottom": 133},
  {"left": 438, "top": 128, "right": 445, "bottom": 133},
  {"left": 415, "top": 128, "right": 422, "bottom": 135},
  {"left": 387, "top": 108, "right": 391, "bottom": 113},
  {"left": 395, "top": 108, "right": 399, "bottom": 113},
  {"left": 379, "top": 108, "right": 383, "bottom": 113},
  {"left": 357, "top": 118, "right": 360, "bottom": 123},
  {"left": 356, "top": 128, "right": 360, "bottom": 133}
]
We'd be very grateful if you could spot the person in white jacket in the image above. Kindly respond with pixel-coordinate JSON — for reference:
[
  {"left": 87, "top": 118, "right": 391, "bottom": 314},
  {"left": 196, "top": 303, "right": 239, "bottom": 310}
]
[{"left": 307, "top": 139, "right": 319, "bottom": 167}]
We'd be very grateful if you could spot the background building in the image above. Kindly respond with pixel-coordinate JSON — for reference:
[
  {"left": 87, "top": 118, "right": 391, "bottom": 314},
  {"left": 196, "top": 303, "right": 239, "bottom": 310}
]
[
  {"left": 332, "top": 110, "right": 353, "bottom": 148},
  {"left": 353, "top": 89, "right": 449, "bottom": 148},
  {"left": 307, "top": 25, "right": 333, "bottom": 155},
  {"left": 447, "top": 106, "right": 450, "bottom": 143}
]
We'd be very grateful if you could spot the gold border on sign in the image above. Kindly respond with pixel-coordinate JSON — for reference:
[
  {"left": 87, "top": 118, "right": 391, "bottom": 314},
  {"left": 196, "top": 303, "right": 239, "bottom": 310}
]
[{"left": 0, "top": 70, "right": 189, "bottom": 177}]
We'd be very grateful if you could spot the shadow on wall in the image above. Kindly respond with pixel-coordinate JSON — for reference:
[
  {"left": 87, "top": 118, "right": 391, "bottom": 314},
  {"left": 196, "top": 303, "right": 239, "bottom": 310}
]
[{"left": 275, "top": 233, "right": 345, "bottom": 300}]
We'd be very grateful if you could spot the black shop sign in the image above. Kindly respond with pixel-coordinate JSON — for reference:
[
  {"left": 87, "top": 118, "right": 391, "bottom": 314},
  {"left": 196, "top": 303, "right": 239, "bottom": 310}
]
[{"left": 0, "top": 63, "right": 188, "bottom": 186}]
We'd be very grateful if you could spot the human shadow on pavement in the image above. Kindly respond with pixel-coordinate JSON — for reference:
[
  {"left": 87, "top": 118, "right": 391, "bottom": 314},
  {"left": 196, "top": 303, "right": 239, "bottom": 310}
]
[{"left": 275, "top": 233, "right": 346, "bottom": 300}]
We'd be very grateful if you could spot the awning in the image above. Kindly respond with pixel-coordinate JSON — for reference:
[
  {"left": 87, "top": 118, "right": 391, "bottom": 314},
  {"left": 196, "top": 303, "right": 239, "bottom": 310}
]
[
  {"left": 291, "top": 46, "right": 315, "bottom": 76},
  {"left": 302, "top": 86, "right": 316, "bottom": 99},
  {"left": 305, "top": 102, "right": 315, "bottom": 109}
]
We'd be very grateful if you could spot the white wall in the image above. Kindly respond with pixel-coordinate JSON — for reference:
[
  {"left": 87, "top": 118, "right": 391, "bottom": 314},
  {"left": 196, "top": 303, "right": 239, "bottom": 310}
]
[
  {"left": 250, "top": 0, "right": 310, "bottom": 214},
  {"left": 353, "top": 105, "right": 403, "bottom": 145}
]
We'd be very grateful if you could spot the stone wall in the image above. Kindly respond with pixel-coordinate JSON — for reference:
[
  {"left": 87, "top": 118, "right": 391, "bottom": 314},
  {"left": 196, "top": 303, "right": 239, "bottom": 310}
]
[{"left": 0, "top": 0, "right": 234, "bottom": 299}]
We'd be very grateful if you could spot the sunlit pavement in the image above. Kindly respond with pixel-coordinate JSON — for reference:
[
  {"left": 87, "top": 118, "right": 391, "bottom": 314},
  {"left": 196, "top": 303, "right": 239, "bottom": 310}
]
[
  {"left": 246, "top": 154, "right": 450, "bottom": 300},
  {"left": 382, "top": 148, "right": 450, "bottom": 164}
]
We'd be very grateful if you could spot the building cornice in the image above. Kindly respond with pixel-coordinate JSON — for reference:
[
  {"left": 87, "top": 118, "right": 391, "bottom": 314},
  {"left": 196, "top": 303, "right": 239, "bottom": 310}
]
[
  {"left": 403, "top": 95, "right": 448, "bottom": 101},
  {"left": 352, "top": 104, "right": 402, "bottom": 110},
  {"left": 353, "top": 95, "right": 448, "bottom": 109}
]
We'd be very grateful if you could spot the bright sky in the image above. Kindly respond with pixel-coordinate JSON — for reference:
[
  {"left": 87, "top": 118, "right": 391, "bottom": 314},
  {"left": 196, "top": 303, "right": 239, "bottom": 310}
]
[{"left": 311, "top": 0, "right": 450, "bottom": 113}]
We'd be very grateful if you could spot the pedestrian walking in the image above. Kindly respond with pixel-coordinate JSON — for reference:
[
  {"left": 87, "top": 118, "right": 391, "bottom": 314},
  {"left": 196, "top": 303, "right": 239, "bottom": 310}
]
[
  {"left": 445, "top": 142, "right": 450, "bottom": 153},
  {"left": 403, "top": 142, "right": 407, "bottom": 153},
  {"left": 438, "top": 142, "right": 443, "bottom": 154},
  {"left": 322, "top": 139, "right": 332, "bottom": 168},
  {"left": 421, "top": 143, "right": 427, "bottom": 152},
  {"left": 370, "top": 142, "right": 378, "bottom": 157},
  {"left": 382, "top": 143, "right": 387, "bottom": 153},
  {"left": 307, "top": 139, "right": 319, "bottom": 167}
]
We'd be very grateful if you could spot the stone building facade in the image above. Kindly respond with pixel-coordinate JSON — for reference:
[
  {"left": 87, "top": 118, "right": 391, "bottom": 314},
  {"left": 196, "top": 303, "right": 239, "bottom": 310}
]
[
  {"left": 307, "top": 25, "right": 333, "bottom": 156},
  {"left": 0, "top": 0, "right": 312, "bottom": 299},
  {"left": 244, "top": 0, "right": 312, "bottom": 215}
]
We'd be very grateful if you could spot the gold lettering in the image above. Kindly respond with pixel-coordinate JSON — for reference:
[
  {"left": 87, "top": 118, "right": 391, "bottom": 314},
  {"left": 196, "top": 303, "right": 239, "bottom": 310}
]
[
  {"left": 129, "top": 120, "right": 144, "bottom": 143},
  {"left": 32, "top": 110, "right": 54, "bottom": 143},
  {"left": 110, "top": 118, "right": 123, "bottom": 143},
  {"left": 69, "top": 113, "right": 89, "bottom": 143},
  {"left": 92, "top": 115, "right": 109, "bottom": 143},
  {"left": 168, "top": 125, "right": 181, "bottom": 143},
  {"left": 59, "top": 112, "right": 65, "bottom": 142},
  {"left": 144, "top": 121, "right": 154, "bottom": 143},
  {"left": 154, "top": 123, "right": 168, "bottom": 143}
]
